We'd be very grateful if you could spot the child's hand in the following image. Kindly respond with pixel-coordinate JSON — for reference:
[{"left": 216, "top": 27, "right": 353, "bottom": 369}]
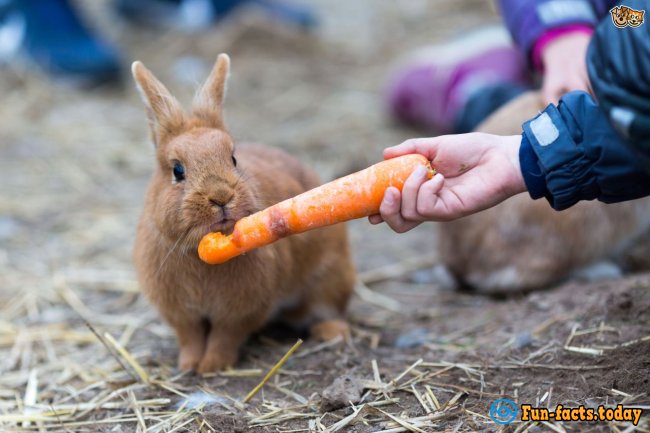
[
  {"left": 541, "top": 32, "right": 592, "bottom": 105},
  {"left": 368, "top": 133, "right": 526, "bottom": 232}
]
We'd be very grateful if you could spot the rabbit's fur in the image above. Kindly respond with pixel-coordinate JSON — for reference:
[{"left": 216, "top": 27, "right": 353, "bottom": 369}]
[
  {"left": 132, "top": 55, "right": 355, "bottom": 373},
  {"left": 438, "top": 91, "right": 650, "bottom": 293}
]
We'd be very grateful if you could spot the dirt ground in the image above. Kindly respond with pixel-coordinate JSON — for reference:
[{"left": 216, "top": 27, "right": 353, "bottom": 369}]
[{"left": 1, "top": 0, "right": 649, "bottom": 432}]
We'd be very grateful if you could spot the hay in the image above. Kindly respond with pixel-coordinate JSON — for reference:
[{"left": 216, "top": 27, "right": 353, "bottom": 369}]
[{"left": 244, "top": 339, "right": 303, "bottom": 403}]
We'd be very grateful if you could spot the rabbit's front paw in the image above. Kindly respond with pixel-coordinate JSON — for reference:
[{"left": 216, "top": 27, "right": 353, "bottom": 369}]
[
  {"left": 197, "top": 350, "right": 238, "bottom": 374},
  {"left": 311, "top": 319, "right": 350, "bottom": 342},
  {"left": 178, "top": 343, "right": 205, "bottom": 371}
]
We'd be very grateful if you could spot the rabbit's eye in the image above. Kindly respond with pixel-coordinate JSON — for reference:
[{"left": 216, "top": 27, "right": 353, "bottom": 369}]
[
  {"left": 232, "top": 155, "right": 237, "bottom": 167},
  {"left": 172, "top": 162, "right": 185, "bottom": 182}
]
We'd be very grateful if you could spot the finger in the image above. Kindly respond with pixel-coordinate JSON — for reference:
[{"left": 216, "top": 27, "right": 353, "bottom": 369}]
[
  {"left": 379, "top": 187, "right": 420, "bottom": 233},
  {"left": 415, "top": 173, "right": 445, "bottom": 218},
  {"left": 399, "top": 166, "right": 429, "bottom": 221},
  {"left": 379, "top": 187, "right": 400, "bottom": 220},
  {"left": 368, "top": 214, "right": 383, "bottom": 225},
  {"left": 383, "top": 137, "right": 438, "bottom": 160}
]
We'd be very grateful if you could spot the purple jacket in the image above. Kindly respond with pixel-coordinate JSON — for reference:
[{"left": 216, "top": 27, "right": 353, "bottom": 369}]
[{"left": 499, "top": 0, "right": 617, "bottom": 59}]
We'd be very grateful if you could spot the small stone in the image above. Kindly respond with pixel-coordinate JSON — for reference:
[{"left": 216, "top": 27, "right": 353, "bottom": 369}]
[
  {"left": 572, "top": 261, "right": 623, "bottom": 282},
  {"left": 528, "top": 294, "right": 551, "bottom": 311},
  {"left": 430, "top": 264, "right": 459, "bottom": 291},
  {"left": 409, "top": 268, "right": 436, "bottom": 285},
  {"left": 320, "top": 375, "right": 363, "bottom": 412},
  {"left": 513, "top": 333, "right": 534, "bottom": 349},
  {"left": 395, "top": 327, "right": 429, "bottom": 349}
]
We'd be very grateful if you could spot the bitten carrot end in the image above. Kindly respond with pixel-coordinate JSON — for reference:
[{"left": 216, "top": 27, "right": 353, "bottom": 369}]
[{"left": 198, "top": 232, "right": 242, "bottom": 264}]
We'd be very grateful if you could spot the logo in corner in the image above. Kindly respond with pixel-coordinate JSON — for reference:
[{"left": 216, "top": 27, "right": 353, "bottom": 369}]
[
  {"left": 489, "top": 398, "right": 518, "bottom": 425},
  {"left": 610, "top": 5, "right": 645, "bottom": 28}
]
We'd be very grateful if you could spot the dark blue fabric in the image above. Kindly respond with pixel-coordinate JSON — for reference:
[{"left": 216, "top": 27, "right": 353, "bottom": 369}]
[
  {"left": 12, "top": 0, "right": 121, "bottom": 83},
  {"left": 454, "top": 83, "right": 529, "bottom": 133},
  {"left": 521, "top": 92, "right": 650, "bottom": 210},
  {"left": 115, "top": 0, "right": 316, "bottom": 29},
  {"left": 499, "top": 0, "right": 616, "bottom": 62},
  {"left": 519, "top": 134, "right": 548, "bottom": 199},
  {"left": 587, "top": 0, "right": 650, "bottom": 165}
]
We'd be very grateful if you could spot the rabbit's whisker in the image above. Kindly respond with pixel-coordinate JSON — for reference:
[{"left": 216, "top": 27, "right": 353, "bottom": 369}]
[{"left": 155, "top": 226, "right": 192, "bottom": 278}]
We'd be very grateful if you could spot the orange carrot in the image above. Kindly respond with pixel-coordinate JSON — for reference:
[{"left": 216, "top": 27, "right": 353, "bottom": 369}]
[{"left": 198, "top": 154, "right": 433, "bottom": 264}]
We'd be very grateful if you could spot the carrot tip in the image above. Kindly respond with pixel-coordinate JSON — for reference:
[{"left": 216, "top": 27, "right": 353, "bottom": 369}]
[{"left": 198, "top": 232, "right": 241, "bottom": 264}]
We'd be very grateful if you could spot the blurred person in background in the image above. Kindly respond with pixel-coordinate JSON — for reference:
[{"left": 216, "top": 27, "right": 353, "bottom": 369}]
[
  {"left": 386, "top": 0, "right": 615, "bottom": 134},
  {"left": 0, "top": 0, "right": 315, "bottom": 87},
  {"left": 373, "top": 0, "right": 650, "bottom": 232}
]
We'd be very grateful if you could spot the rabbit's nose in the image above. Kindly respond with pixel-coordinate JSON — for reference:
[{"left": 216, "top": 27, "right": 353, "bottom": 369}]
[
  {"left": 208, "top": 186, "right": 234, "bottom": 209},
  {"left": 209, "top": 197, "right": 231, "bottom": 208}
]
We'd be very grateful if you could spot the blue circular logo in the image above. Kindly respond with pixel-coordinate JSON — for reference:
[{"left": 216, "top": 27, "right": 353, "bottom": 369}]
[{"left": 489, "top": 398, "right": 518, "bottom": 424}]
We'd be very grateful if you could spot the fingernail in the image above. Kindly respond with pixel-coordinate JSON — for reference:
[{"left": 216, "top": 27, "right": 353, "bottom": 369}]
[
  {"left": 384, "top": 189, "right": 395, "bottom": 205},
  {"left": 415, "top": 166, "right": 427, "bottom": 177}
]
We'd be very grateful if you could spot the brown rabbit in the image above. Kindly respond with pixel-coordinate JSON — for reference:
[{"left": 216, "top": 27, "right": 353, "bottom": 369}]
[
  {"left": 438, "top": 91, "right": 650, "bottom": 293},
  {"left": 132, "top": 54, "right": 355, "bottom": 373}
]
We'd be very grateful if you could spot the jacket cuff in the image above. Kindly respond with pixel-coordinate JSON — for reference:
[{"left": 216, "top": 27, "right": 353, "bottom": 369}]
[
  {"left": 531, "top": 24, "right": 594, "bottom": 71},
  {"left": 518, "top": 133, "right": 548, "bottom": 199},
  {"left": 522, "top": 104, "right": 600, "bottom": 210},
  {"left": 506, "top": 0, "right": 599, "bottom": 66}
]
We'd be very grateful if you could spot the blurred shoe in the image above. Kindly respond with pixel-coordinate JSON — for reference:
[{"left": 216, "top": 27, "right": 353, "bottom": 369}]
[
  {"left": 114, "top": 0, "right": 235, "bottom": 31},
  {"left": 0, "top": 0, "right": 24, "bottom": 61},
  {"left": 251, "top": 0, "right": 316, "bottom": 29},
  {"left": 385, "top": 26, "right": 528, "bottom": 133},
  {"left": 114, "top": 0, "right": 316, "bottom": 31},
  {"left": 2, "top": 0, "right": 121, "bottom": 87}
]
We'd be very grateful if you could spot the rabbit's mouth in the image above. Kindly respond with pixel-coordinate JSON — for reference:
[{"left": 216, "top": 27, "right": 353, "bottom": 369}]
[
  {"left": 208, "top": 218, "right": 236, "bottom": 234},
  {"left": 202, "top": 209, "right": 252, "bottom": 236}
]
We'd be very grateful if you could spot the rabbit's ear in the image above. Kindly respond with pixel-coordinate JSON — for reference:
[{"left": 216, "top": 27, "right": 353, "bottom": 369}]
[
  {"left": 132, "top": 61, "right": 186, "bottom": 146},
  {"left": 192, "top": 53, "right": 230, "bottom": 129}
]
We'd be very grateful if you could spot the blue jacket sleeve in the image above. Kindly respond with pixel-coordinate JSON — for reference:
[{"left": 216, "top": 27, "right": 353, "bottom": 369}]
[
  {"left": 518, "top": 0, "right": 650, "bottom": 210},
  {"left": 519, "top": 92, "right": 650, "bottom": 210},
  {"left": 499, "top": 0, "right": 615, "bottom": 61}
]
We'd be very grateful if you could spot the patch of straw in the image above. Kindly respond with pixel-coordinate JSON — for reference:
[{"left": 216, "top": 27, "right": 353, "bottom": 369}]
[{"left": 244, "top": 338, "right": 303, "bottom": 403}]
